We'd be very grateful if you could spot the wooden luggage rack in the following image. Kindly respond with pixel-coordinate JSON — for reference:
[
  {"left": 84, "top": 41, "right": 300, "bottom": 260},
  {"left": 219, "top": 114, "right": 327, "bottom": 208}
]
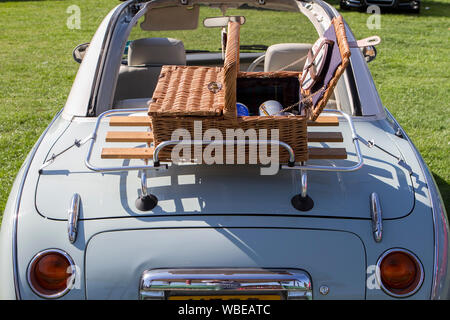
[
  {"left": 85, "top": 16, "right": 364, "bottom": 212},
  {"left": 101, "top": 113, "right": 347, "bottom": 161},
  {"left": 86, "top": 108, "right": 363, "bottom": 212}
]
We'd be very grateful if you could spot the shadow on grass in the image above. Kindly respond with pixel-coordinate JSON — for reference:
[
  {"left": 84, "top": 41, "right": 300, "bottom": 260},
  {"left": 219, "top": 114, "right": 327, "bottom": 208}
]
[{"left": 432, "top": 173, "right": 450, "bottom": 216}]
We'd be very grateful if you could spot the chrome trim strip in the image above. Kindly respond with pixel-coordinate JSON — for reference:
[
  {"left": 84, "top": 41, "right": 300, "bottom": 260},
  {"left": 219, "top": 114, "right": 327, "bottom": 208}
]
[
  {"left": 385, "top": 108, "right": 450, "bottom": 300},
  {"left": 26, "top": 249, "right": 76, "bottom": 299},
  {"left": 314, "top": 0, "right": 339, "bottom": 19},
  {"left": 370, "top": 192, "right": 383, "bottom": 243},
  {"left": 375, "top": 248, "right": 424, "bottom": 298},
  {"left": 140, "top": 269, "right": 312, "bottom": 300},
  {"left": 68, "top": 194, "right": 81, "bottom": 244},
  {"left": 12, "top": 108, "right": 63, "bottom": 300}
]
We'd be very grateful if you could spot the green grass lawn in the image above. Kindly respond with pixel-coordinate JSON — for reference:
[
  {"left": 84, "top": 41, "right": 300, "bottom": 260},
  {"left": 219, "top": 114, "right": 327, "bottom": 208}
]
[{"left": 0, "top": 0, "right": 448, "bottom": 223}]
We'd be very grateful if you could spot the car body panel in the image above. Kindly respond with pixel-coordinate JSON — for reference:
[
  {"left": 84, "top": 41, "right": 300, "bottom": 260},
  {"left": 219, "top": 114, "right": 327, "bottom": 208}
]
[
  {"left": 85, "top": 228, "right": 366, "bottom": 299},
  {"left": 13, "top": 190, "right": 435, "bottom": 300},
  {"left": 0, "top": 114, "right": 71, "bottom": 300},
  {"left": 0, "top": 165, "right": 24, "bottom": 300},
  {"left": 384, "top": 109, "right": 450, "bottom": 299}
]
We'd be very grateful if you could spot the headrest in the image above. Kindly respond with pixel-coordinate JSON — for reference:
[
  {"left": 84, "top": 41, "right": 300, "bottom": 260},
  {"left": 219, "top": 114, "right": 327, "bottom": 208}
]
[
  {"left": 128, "top": 38, "right": 186, "bottom": 66},
  {"left": 264, "top": 43, "right": 312, "bottom": 72}
]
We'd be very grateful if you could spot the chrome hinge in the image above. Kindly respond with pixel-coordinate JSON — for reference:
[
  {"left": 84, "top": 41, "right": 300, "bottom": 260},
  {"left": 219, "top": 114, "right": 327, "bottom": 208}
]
[
  {"left": 358, "top": 136, "right": 413, "bottom": 175},
  {"left": 68, "top": 194, "right": 81, "bottom": 244},
  {"left": 39, "top": 135, "right": 94, "bottom": 173},
  {"left": 370, "top": 192, "right": 383, "bottom": 243}
]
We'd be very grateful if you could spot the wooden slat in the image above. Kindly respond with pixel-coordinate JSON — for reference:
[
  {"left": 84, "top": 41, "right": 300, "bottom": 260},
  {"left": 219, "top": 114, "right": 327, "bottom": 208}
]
[
  {"left": 307, "top": 132, "right": 343, "bottom": 143},
  {"left": 109, "top": 116, "right": 151, "bottom": 127},
  {"left": 101, "top": 147, "right": 154, "bottom": 159},
  {"left": 101, "top": 147, "right": 346, "bottom": 160},
  {"left": 307, "top": 116, "right": 339, "bottom": 126},
  {"left": 105, "top": 131, "right": 153, "bottom": 143},
  {"left": 105, "top": 131, "right": 340, "bottom": 143},
  {"left": 109, "top": 116, "right": 339, "bottom": 127},
  {"left": 308, "top": 147, "right": 347, "bottom": 159}
]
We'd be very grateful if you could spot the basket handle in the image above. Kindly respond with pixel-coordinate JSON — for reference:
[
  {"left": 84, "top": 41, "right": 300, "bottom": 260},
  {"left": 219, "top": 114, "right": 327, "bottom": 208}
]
[{"left": 223, "top": 21, "right": 240, "bottom": 119}]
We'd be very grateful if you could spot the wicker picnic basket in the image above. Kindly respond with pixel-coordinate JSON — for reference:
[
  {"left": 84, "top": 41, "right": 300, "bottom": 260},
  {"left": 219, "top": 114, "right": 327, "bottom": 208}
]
[{"left": 148, "top": 16, "right": 350, "bottom": 164}]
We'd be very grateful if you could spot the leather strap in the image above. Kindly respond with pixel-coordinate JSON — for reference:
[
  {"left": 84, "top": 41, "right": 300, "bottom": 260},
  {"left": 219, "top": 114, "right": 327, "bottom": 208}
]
[
  {"left": 348, "top": 36, "right": 381, "bottom": 48},
  {"left": 304, "top": 39, "right": 334, "bottom": 81}
]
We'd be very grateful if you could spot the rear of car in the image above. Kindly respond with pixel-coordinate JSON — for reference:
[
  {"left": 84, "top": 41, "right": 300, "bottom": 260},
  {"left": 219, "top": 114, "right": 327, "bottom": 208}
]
[
  {"left": 4, "top": 110, "right": 446, "bottom": 299},
  {"left": 0, "top": 0, "right": 447, "bottom": 300}
]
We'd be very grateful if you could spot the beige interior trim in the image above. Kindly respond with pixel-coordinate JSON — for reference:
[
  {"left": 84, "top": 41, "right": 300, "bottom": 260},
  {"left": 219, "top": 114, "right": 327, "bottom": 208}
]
[{"left": 141, "top": 5, "right": 200, "bottom": 31}]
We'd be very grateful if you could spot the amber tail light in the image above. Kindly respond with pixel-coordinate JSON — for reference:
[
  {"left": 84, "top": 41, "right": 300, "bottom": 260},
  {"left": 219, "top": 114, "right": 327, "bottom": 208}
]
[
  {"left": 27, "top": 249, "right": 76, "bottom": 299},
  {"left": 377, "top": 249, "right": 424, "bottom": 298}
]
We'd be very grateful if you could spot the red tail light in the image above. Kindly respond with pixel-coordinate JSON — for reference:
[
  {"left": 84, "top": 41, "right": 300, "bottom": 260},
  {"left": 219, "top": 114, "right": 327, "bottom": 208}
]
[
  {"left": 27, "top": 249, "right": 75, "bottom": 298},
  {"left": 377, "top": 249, "right": 424, "bottom": 297}
]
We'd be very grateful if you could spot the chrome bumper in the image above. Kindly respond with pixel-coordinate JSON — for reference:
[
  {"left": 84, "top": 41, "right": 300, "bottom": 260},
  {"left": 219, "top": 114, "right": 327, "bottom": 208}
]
[{"left": 140, "top": 269, "right": 312, "bottom": 300}]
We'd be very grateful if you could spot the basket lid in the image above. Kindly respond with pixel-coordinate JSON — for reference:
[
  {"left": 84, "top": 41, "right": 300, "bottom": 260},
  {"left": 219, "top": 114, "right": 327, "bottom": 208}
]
[
  {"left": 148, "top": 21, "right": 241, "bottom": 119},
  {"left": 148, "top": 65, "right": 225, "bottom": 117},
  {"left": 300, "top": 16, "right": 351, "bottom": 121}
]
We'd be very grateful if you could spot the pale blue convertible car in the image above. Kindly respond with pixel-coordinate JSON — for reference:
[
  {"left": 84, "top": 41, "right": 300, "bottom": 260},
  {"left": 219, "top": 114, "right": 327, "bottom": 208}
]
[{"left": 0, "top": 0, "right": 448, "bottom": 300}]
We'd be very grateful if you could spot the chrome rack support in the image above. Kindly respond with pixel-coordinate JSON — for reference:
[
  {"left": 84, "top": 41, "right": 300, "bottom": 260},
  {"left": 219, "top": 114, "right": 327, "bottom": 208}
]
[
  {"left": 280, "top": 109, "right": 364, "bottom": 173},
  {"left": 282, "top": 110, "right": 364, "bottom": 212},
  {"left": 85, "top": 108, "right": 169, "bottom": 173},
  {"left": 291, "top": 165, "right": 314, "bottom": 211},
  {"left": 136, "top": 168, "right": 158, "bottom": 211},
  {"left": 85, "top": 108, "right": 164, "bottom": 211}
]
